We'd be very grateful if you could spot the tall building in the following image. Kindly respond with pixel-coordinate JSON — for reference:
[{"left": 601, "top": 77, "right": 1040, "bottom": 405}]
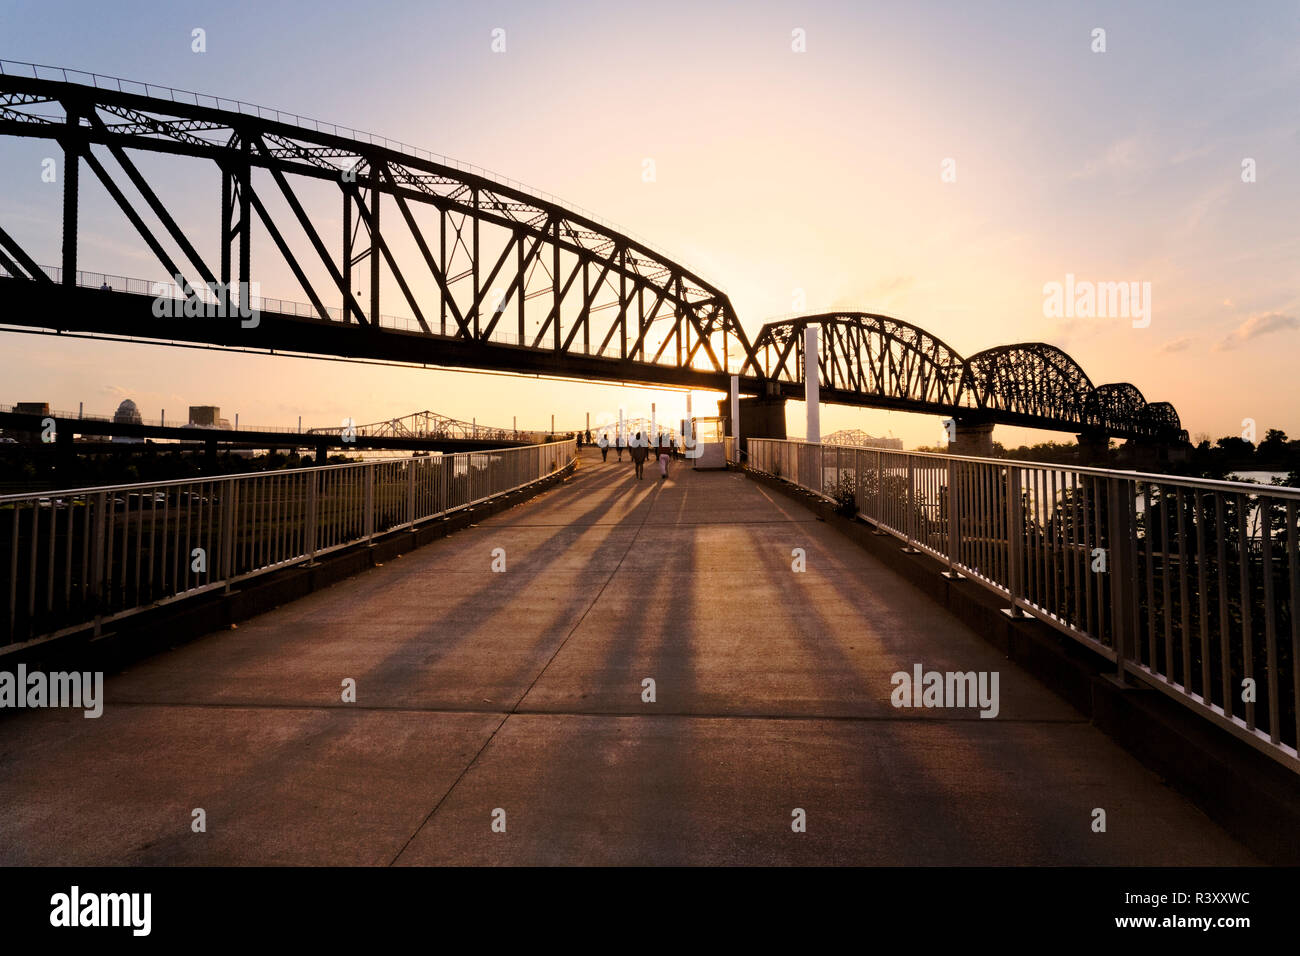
[
  {"left": 10, "top": 401, "right": 50, "bottom": 443},
  {"left": 188, "top": 405, "right": 231, "bottom": 428}
]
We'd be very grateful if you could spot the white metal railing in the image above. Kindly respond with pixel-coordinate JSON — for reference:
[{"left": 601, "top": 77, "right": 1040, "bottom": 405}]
[
  {"left": 0, "top": 440, "right": 575, "bottom": 647},
  {"left": 746, "top": 437, "right": 1300, "bottom": 773}
]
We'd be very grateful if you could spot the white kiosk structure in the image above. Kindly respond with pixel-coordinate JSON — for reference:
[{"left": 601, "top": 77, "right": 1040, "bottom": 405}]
[{"left": 688, "top": 416, "right": 728, "bottom": 470}]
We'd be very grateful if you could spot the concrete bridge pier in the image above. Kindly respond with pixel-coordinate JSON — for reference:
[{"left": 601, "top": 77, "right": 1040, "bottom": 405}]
[
  {"left": 1119, "top": 438, "right": 1192, "bottom": 472},
  {"left": 1075, "top": 431, "right": 1111, "bottom": 466},
  {"left": 54, "top": 425, "right": 75, "bottom": 477},
  {"left": 949, "top": 417, "right": 995, "bottom": 457},
  {"left": 718, "top": 388, "right": 787, "bottom": 458}
]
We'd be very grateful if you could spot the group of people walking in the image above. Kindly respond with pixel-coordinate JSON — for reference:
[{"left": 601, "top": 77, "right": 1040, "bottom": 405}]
[{"left": 597, "top": 431, "right": 676, "bottom": 480}]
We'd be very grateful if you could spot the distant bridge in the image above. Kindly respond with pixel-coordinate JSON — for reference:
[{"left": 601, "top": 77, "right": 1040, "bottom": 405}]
[{"left": 0, "top": 63, "right": 1185, "bottom": 444}]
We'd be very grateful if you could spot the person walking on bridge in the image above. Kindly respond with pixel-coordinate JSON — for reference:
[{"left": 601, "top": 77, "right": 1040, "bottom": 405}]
[
  {"left": 598, "top": 432, "right": 610, "bottom": 462},
  {"left": 630, "top": 431, "right": 648, "bottom": 479},
  {"left": 615, "top": 432, "right": 625, "bottom": 462},
  {"left": 657, "top": 432, "right": 672, "bottom": 480}
]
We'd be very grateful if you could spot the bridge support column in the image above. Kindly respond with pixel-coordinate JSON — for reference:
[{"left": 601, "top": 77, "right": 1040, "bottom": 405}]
[
  {"left": 805, "top": 326, "right": 820, "bottom": 443},
  {"left": 1120, "top": 438, "right": 1191, "bottom": 471},
  {"left": 719, "top": 392, "right": 787, "bottom": 454},
  {"left": 950, "top": 420, "right": 994, "bottom": 457},
  {"left": 55, "top": 423, "right": 75, "bottom": 479},
  {"left": 315, "top": 439, "right": 329, "bottom": 465},
  {"left": 1076, "top": 432, "right": 1111, "bottom": 467}
]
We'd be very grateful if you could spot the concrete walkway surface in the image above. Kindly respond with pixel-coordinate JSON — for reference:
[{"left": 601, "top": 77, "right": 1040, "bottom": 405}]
[{"left": 0, "top": 448, "right": 1258, "bottom": 865}]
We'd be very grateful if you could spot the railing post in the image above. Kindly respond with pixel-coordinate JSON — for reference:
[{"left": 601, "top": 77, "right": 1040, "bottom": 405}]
[
  {"left": 1107, "top": 475, "right": 1137, "bottom": 679},
  {"left": 1004, "top": 466, "right": 1027, "bottom": 618},
  {"left": 855, "top": 449, "right": 864, "bottom": 518},
  {"left": 944, "top": 457, "right": 963, "bottom": 578},
  {"left": 875, "top": 448, "right": 884, "bottom": 528},
  {"left": 89, "top": 491, "right": 107, "bottom": 634},
  {"left": 407, "top": 459, "right": 417, "bottom": 527},
  {"left": 906, "top": 456, "right": 916, "bottom": 543},
  {"left": 363, "top": 464, "right": 375, "bottom": 541},
  {"left": 305, "top": 468, "right": 319, "bottom": 564},
  {"left": 220, "top": 479, "right": 237, "bottom": 592}
]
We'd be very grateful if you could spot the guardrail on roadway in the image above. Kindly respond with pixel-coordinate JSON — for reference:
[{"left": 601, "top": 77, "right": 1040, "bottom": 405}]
[
  {"left": 746, "top": 438, "right": 1300, "bottom": 774},
  {"left": 1, "top": 440, "right": 576, "bottom": 648}
]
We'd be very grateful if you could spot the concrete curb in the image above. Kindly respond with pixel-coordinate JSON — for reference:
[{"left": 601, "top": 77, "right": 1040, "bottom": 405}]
[
  {"left": 2, "top": 459, "right": 578, "bottom": 676},
  {"left": 743, "top": 464, "right": 1300, "bottom": 865}
]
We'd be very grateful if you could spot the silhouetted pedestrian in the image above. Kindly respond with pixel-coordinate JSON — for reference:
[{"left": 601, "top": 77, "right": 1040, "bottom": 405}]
[
  {"left": 598, "top": 433, "right": 609, "bottom": 462},
  {"left": 630, "top": 431, "right": 648, "bottom": 479},
  {"left": 657, "top": 433, "right": 672, "bottom": 479},
  {"left": 616, "top": 434, "right": 625, "bottom": 462}
]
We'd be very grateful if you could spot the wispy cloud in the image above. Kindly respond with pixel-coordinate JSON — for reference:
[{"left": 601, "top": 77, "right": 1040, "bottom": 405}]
[
  {"left": 1067, "top": 136, "right": 1142, "bottom": 181},
  {"left": 1160, "top": 336, "right": 1194, "bottom": 353},
  {"left": 829, "top": 275, "right": 916, "bottom": 312},
  {"left": 1215, "top": 312, "right": 1299, "bottom": 351}
]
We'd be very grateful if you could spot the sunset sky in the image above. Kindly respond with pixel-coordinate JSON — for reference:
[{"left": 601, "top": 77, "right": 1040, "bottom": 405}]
[{"left": 1, "top": 0, "right": 1296, "bottom": 448}]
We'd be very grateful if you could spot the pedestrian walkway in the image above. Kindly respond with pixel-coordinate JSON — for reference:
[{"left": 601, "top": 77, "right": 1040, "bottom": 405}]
[{"left": 0, "top": 448, "right": 1257, "bottom": 864}]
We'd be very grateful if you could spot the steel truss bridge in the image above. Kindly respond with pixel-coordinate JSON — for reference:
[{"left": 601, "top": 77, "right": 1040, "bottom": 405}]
[
  {"left": 306, "top": 409, "right": 522, "bottom": 443},
  {"left": 0, "top": 64, "right": 1185, "bottom": 443}
]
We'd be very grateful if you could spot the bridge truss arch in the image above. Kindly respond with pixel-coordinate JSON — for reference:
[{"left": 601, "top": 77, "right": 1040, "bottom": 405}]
[
  {"left": 964, "top": 343, "right": 1095, "bottom": 429},
  {"left": 751, "top": 312, "right": 973, "bottom": 414},
  {"left": 0, "top": 66, "right": 757, "bottom": 387}
]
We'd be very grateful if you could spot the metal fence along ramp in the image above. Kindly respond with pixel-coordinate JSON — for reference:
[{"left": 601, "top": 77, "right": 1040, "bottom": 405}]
[{"left": 746, "top": 438, "right": 1300, "bottom": 774}]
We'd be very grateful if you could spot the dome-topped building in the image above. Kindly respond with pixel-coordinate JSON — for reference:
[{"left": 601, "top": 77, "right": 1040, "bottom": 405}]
[
  {"left": 111, "top": 398, "right": 144, "bottom": 443},
  {"left": 113, "top": 399, "right": 143, "bottom": 425}
]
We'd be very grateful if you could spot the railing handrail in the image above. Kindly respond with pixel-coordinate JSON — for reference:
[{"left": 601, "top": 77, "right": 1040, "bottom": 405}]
[
  {"left": 774, "top": 437, "right": 1300, "bottom": 499},
  {"left": 0, "top": 439, "right": 576, "bottom": 503}
]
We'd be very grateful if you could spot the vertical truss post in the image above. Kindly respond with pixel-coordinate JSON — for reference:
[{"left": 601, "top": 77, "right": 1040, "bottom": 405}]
[
  {"left": 676, "top": 277, "right": 684, "bottom": 367},
  {"left": 724, "top": 312, "right": 729, "bottom": 374},
  {"left": 552, "top": 219, "right": 561, "bottom": 351},
  {"left": 582, "top": 259, "right": 590, "bottom": 354},
  {"left": 237, "top": 137, "right": 251, "bottom": 314},
  {"left": 60, "top": 105, "right": 81, "bottom": 285},
  {"left": 220, "top": 165, "right": 232, "bottom": 291},
  {"left": 439, "top": 207, "right": 447, "bottom": 335},
  {"left": 517, "top": 238, "right": 525, "bottom": 343},
  {"left": 619, "top": 252, "right": 628, "bottom": 359},
  {"left": 369, "top": 184, "right": 380, "bottom": 325},
  {"left": 636, "top": 285, "right": 644, "bottom": 361},
  {"left": 342, "top": 189, "right": 352, "bottom": 321},
  {"left": 472, "top": 187, "right": 480, "bottom": 338}
]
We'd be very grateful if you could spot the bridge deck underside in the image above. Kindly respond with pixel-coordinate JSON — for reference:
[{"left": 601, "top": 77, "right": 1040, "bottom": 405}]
[
  {"left": 1, "top": 281, "right": 1136, "bottom": 432},
  {"left": 0, "top": 448, "right": 1254, "bottom": 864}
]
